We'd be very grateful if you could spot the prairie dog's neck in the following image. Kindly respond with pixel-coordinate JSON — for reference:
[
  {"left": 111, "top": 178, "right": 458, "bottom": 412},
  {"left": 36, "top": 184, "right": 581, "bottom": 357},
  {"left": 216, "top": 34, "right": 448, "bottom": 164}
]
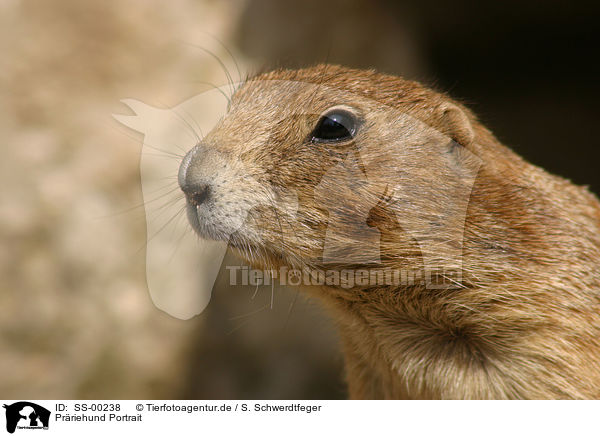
[
  {"left": 320, "top": 274, "right": 600, "bottom": 400},
  {"left": 320, "top": 284, "right": 536, "bottom": 399}
]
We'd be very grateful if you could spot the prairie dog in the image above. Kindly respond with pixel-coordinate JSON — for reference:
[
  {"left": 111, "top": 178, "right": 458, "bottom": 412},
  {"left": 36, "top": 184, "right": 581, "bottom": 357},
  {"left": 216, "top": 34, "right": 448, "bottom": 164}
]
[{"left": 178, "top": 64, "right": 600, "bottom": 399}]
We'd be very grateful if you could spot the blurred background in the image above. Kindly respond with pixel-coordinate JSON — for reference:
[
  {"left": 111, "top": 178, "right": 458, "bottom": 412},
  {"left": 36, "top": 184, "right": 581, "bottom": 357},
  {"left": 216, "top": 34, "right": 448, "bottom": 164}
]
[{"left": 1, "top": 0, "right": 598, "bottom": 399}]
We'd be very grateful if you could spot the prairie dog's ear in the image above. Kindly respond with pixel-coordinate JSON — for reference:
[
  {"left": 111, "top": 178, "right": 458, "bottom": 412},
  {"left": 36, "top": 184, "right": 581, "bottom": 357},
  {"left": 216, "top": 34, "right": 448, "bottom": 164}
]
[{"left": 437, "top": 102, "right": 474, "bottom": 147}]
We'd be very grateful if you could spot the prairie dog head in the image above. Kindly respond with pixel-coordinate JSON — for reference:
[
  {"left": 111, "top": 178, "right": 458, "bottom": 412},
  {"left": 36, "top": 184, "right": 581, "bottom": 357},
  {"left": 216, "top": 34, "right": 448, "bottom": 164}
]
[{"left": 178, "top": 64, "right": 480, "bottom": 282}]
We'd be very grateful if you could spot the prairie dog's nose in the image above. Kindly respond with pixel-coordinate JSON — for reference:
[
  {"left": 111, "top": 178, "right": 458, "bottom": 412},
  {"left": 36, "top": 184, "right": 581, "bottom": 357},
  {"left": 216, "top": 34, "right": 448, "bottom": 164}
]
[
  {"left": 179, "top": 144, "right": 212, "bottom": 206},
  {"left": 182, "top": 183, "right": 211, "bottom": 206},
  {"left": 178, "top": 145, "right": 198, "bottom": 190}
]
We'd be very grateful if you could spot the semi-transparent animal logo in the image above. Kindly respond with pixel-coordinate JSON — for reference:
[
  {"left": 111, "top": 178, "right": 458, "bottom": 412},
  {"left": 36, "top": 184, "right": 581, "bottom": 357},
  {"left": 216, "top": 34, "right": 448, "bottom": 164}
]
[{"left": 114, "top": 80, "right": 481, "bottom": 320}]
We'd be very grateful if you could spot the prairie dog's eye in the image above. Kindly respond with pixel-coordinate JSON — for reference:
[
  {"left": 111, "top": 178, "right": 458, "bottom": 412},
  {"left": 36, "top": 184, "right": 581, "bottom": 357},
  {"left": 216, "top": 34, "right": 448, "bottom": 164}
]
[{"left": 311, "top": 109, "right": 357, "bottom": 143}]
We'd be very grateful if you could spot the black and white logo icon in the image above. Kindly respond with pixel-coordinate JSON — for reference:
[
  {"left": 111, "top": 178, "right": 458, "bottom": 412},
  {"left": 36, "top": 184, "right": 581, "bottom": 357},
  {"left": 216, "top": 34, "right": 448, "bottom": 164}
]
[{"left": 3, "top": 402, "right": 50, "bottom": 434}]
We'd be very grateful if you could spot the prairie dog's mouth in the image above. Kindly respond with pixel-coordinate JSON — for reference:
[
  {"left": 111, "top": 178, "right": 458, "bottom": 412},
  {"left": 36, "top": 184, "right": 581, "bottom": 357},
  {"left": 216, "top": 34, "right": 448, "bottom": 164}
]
[
  {"left": 185, "top": 202, "right": 201, "bottom": 232},
  {"left": 185, "top": 202, "right": 235, "bottom": 242},
  {"left": 185, "top": 200, "right": 267, "bottom": 247}
]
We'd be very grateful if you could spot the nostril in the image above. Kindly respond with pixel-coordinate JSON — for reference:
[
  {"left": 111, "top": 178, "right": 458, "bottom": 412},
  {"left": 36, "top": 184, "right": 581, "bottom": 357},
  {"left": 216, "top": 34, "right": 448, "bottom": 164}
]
[{"left": 184, "top": 184, "right": 211, "bottom": 206}]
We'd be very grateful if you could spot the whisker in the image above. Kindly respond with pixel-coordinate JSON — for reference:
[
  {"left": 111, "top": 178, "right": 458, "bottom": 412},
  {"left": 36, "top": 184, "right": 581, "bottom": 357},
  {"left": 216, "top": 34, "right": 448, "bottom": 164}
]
[
  {"left": 229, "top": 304, "right": 269, "bottom": 321},
  {"left": 99, "top": 184, "right": 181, "bottom": 218},
  {"left": 167, "top": 211, "right": 195, "bottom": 265},
  {"left": 179, "top": 41, "right": 236, "bottom": 98},
  {"left": 251, "top": 283, "right": 260, "bottom": 300},
  {"left": 148, "top": 196, "right": 186, "bottom": 223},
  {"left": 136, "top": 203, "right": 187, "bottom": 255},
  {"left": 227, "top": 304, "right": 270, "bottom": 335},
  {"left": 190, "top": 80, "right": 232, "bottom": 104},
  {"left": 284, "top": 289, "right": 300, "bottom": 330},
  {"left": 141, "top": 152, "right": 184, "bottom": 160},
  {"left": 199, "top": 31, "right": 243, "bottom": 84},
  {"left": 175, "top": 104, "right": 205, "bottom": 140},
  {"left": 154, "top": 99, "right": 201, "bottom": 150}
]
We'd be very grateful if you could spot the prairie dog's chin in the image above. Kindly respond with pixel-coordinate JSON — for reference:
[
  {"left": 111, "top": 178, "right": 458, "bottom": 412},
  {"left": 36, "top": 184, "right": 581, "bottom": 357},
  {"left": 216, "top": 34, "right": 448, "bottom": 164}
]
[
  {"left": 185, "top": 201, "right": 264, "bottom": 246},
  {"left": 185, "top": 202, "right": 233, "bottom": 242}
]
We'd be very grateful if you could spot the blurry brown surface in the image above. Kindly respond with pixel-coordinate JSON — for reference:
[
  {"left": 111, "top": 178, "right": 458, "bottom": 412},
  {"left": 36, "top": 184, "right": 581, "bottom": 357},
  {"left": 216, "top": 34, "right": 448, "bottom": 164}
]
[{"left": 1, "top": 0, "right": 598, "bottom": 399}]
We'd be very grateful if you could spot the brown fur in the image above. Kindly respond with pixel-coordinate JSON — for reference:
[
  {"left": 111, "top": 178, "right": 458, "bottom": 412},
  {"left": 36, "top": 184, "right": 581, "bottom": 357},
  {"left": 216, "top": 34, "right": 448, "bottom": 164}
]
[{"left": 180, "top": 64, "right": 600, "bottom": 399}]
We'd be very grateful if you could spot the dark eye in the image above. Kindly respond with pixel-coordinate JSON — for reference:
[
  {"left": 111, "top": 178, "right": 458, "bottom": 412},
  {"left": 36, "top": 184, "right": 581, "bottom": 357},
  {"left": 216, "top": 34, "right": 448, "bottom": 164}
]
[{"left": 311, "top": 109, "right": 357, "bottom": 143}]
